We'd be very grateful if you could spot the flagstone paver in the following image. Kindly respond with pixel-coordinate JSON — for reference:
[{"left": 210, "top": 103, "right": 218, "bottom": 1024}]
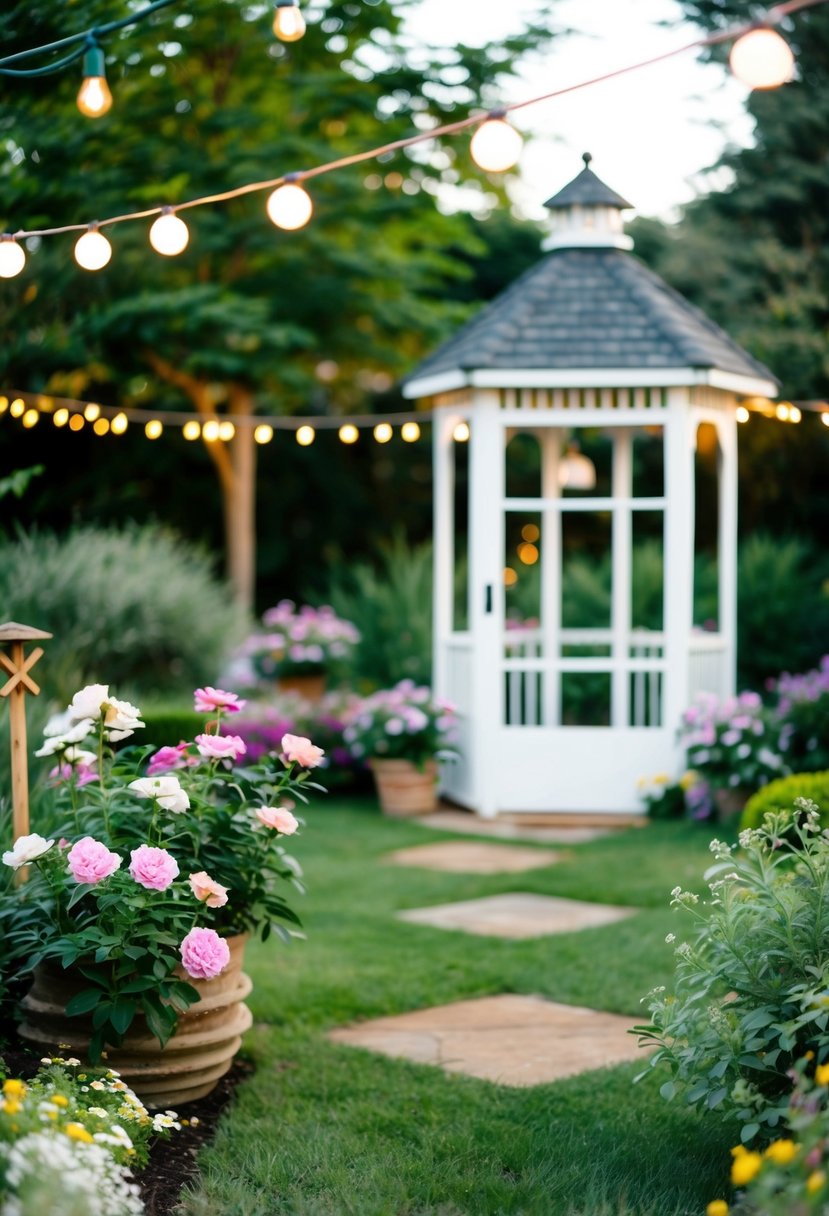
[
  {"left": 414, "top": 809, "right": 612, "bottom": 844},
  {"left": 397, "top": 892, "right": 635, "bottom": 938},
  {"left": 386, "top": 841, "right": 563, "bottom": 874},
  {"left": 328, "top": 993, "right": 645, "bottom": 1086}
]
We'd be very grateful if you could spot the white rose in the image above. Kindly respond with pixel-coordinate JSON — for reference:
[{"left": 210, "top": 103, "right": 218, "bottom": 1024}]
[
  {"left": 35, "top": 719, "right": 96, "bottom": 757},
  {"left": 128, "top": 776, "right": 190, "bottom": 814},
  {"left": 2, "top": 833, "right": 55, "bottom": 869},
  {"left": 68, "top": 683, "right": 110, "bottom": 721},
  {"left": 62, "top": 747, "right": 98, "bottom": 766}
]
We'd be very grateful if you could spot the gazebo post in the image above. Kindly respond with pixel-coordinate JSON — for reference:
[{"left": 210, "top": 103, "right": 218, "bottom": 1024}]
[
  {"left": 663, "top": 396, "right": 695, "bottom": 750},
  {"left": 717, "top": 416, "right": 739, "bottom": 699},
  {"left": 611, "top": 430, "right": 633, "bottom": 728},
  {"left": 540, "top": 429, "right": 562, "bottom": 728},
  {"left": 433, "top": 409, "right": 456, "bottom": 707}
]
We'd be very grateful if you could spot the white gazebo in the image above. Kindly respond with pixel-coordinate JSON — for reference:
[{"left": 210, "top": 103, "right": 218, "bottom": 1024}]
[{"left": 403, "top": 155, "right": 778, "bottom": 817}]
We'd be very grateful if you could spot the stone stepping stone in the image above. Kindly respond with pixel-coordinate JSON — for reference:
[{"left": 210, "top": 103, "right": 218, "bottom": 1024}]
[
  {"left": 397, "top": 892, "right": 635, "bottom": 939},
  {"left": 386, "top": 841, "right": 563, "bottom": 874},
  {"left": 414, "top": 809, "right": 610, "bottom": 844},
  {"left": 328, "top": 993, "right": 644, "bottom": 1087}
]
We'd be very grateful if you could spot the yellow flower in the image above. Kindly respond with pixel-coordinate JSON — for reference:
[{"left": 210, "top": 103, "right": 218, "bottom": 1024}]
[
  {"left": 815, "top": 1064, "right": 829, "bottom": 1086},
  {"left": 3, "top": 1099, "right": 21, "bottom": 1116},
  {"left": 50, "top": 1094, "right": 69, "bottom": 1108},
  {"left": 3, "top": 1080, "right": 25, "bottom": 1099},
  {"left": 764, "top": 1139, "right": 798, "bottom": 1165},
  {"left": 804, "top": 1051, "right": 815, "bottom": 1061},
  {"left": 706, "top": 1201, "right": 729, "bottom": 1216},
  {"left": 680, "top": 770, "right": 698, "bottom": 791},
  {"left": 653, "top": 773, "right": 670, "bottom": 785},
  {"left": 731, "top": 1151, "right": 763, "bottom": 1186},
  {"left": 806, "top": 1171, "right": 826, "bottom": 1195},
  {"left": 65, "top": 1122, "right": 94, "bottom": 1143}
]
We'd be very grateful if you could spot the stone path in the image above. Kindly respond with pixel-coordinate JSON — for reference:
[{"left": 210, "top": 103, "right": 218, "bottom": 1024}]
[
  {"left": 397, "top": 891, "right": 635, "bottom": 939},
  {"left": 328, "top": 993, "right": 644, "bottom": 1087},
  {"left": 412, "top": 809, "right": 612, "bottom": 844},
  {"left": 386, "top": 840, "right": 563, "bottom": 874}
]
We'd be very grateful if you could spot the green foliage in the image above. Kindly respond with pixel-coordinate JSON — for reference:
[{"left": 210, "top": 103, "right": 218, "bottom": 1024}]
[
  {"left": 637, "top": 802, "right": 829, "bottom": 1142},
  {"left": 0, "top": 466, "right": 43, "bottom": 506},
  {"left": 741, "top": 771, "right": 829, "bottom": 831},
  {"left": 325, "top": 532, "right": 433, "bottom": 689},
  {"left": 137, "top": 705, "right": 208, "bottom": 752},
  {"left": 0, "top": 524, "right": 248, "bottom": 703}
]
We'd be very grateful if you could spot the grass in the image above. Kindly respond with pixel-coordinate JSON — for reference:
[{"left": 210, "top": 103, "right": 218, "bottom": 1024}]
[{"left": 177, "top": 801, "right": 734, "bottom": 1216}]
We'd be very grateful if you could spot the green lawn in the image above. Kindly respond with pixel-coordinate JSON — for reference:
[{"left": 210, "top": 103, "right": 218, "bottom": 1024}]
[{"left": 177, "top": 801, "right": 734, "bottom": 1216}]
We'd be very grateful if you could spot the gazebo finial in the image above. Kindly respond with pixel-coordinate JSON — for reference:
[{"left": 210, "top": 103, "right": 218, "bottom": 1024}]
[{"left": 582, "top": 151, "right": 592, "bottom": 167}]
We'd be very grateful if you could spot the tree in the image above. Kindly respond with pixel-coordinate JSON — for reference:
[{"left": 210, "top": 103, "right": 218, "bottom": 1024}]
[{"left": 0, "top": 0, "right": 556, "bottom": 608}]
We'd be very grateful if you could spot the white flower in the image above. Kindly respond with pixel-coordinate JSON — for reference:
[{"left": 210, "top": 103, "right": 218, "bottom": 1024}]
[
  {"left": 103, "top": 696, "right": 144, "bottom": 741},
  {"left": 35, "top": 719, "right": 96, "bottom": 756},
  {"left": 2, "top": 833, "right": 55, "bottom": 869},
  {"left": 665, "top": 933, "right": 676, "bottom": 943},
  {"left": 68, "top": 683, "right": 111, "bottom": 721},
  {"left": 128, "top": 775, "right": 190, "bottom": 814}
]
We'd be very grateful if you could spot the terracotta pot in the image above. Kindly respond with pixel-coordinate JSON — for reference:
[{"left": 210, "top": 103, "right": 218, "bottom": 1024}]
[
  {"left": 277, "top": 673, "right": 326, "bottom": 701},
  {"left": 370, "top": 758, "right": 438, "bottom": 817},
  {"left": 714, "top": 786, "right": 751, "bottom": 821},
  {"left": 18, "top": 934, "right": 252, "bottom": 1108}
]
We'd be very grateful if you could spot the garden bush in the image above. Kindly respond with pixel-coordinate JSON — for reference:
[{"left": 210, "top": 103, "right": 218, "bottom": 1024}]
[
  {"left": 135, "top": 704, "right": 210, "bottom": 753},
  {"left": 741, "top": 771, "right": 829, "bottom": 831}
]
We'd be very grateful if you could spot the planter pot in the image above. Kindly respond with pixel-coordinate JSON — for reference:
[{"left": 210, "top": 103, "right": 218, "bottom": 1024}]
[
  {"left": 370, "top": 758, "right": 438, "bottom": 817},
  {"left": 277, "top": 673, "right": 326, "bottom": 701},
  {"left": 714, "top": 786, "right": 752, "bottom": 821},
  {"left": 18, "top": 934, "right": 252, "bottom": 1109}
]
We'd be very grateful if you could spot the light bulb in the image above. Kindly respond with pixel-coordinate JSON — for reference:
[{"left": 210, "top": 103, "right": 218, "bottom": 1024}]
[
  {"left": 453, "top": 421, "right": 470, "bottom": 442},
  {"left": 21, "top": 409, "right": 39, "bottom": 429},
  {"left": 145, "top": 420, "right": 163, "bottom": 439},
  {"left": 93, "top": 417, "right": 110, "bottom": 436},
  {"left": 775, "top": 403, "right": 791, "bottom": 421},
  {"left": 736, "top": 405, "right": 750, "bottom": 423},
  {"left": 77, "top": 42, "right": 113, "bottom": 117},
  {"left": 789, "top": 406, "right": 802, "bottom": 423},
  {"left": 401, "top": 422, "right": 420, "bottom": 442},
  {"left": 75, "top": 228, "right": 112, "bottom": 271},
  {"left": 296, "top": 425, "right": 315, "bottom": 446},
  {"left": 254, "top": 424, "right": 274, "bottom": 444},
  {"left": 53, "top": 408, "right": 69, "bottom": 427},
  {"left": 149, "top": 210, "right": 189, "bottom": 256},
  {"left": 182, "top": 420, "right": 201, "bottom": 440},
  {"left": 373, "top": 422, "right": 392, "bottom": 443},
  {"left": 729, "top": 27, "right": 794, "bottom": 89},
  {"left": 273, "top": 1, "right": 306, "bottom": 42},
  {"left": 822, "top": 413, "right": 829, "bottom": 428},
  {"left": 0, "top": 397, "right": 7, "bottom": 413},
  {"left": 84, "top": 403, "right": 101, "bottom": 422},
  {"left": 202, "top": 419, "right": 220, "bottom": 442},
  {"left": 10, "top": 399, "right": 24, "bottom": 418},
  {"left": 110, "top": 412, "right": 128, "bottom": 434},
  {"left": 0, "top": 237, "right": 25, "bottom": 279},
  {"left": 266, "top": 183, "right": 313, "bottom": 231},
  {"left": 68, "top": 414, "right": 85, "bottom": 431},
  {"left": 218, "top": 421, "right": 235, "bottom": 441},
  {"left": 339, "top": 424, "right": 359, "bottom": 444},
  {"left": 470, "top": 115, "right": 522, "bottom": 173}
]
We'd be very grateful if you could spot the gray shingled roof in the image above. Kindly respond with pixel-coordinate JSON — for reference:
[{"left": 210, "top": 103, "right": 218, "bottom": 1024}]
[
  {"left": 404, "top": 247, "right": 777, "bottom": 386},
  {"left": 544, "top": 156, "right": 633, "bottom": 210}
]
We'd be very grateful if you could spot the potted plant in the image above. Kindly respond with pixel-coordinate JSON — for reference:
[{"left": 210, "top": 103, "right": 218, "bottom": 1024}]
[
  {"left": 1, "top": 682, "right": 325, "bottom": 1106},
  {"left": 343, "top": 680, "right": 458, "bottom": 816},
  {"left": 239, "top": 600, "right": 360, "bottom": 700}
]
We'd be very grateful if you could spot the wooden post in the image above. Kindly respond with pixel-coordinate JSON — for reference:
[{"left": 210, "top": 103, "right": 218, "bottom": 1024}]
[{"left": 0, "top": 622, "right": 52, "bottom": 850}]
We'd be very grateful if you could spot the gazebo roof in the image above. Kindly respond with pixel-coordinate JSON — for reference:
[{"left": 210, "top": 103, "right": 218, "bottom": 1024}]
[
  {"left": 402, "top": 245, "right": 778, "bottom": 396},
  {"left": 543, "top": 153, "right": 633, "bottom": 210}
]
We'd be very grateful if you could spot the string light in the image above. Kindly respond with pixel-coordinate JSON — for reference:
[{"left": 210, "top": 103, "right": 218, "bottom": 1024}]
[
  {"left": 182, "top": 420, "right": 200, "bottom": 440},
  {"left": 401, "top": 422, "right": 420, "bottom": 442},
  {"left": 469, "top": 112, "right": 523, "bottom": 173},
  {"left": 518, "top": 542, "right": 539, "bottom": 565},
  {"left": 272, "top": 0, "right": 306, "bottom": 43},
  {"left": 822, "top": 414, "right": 829, "bottom": 428},
  {"left": 266, "top": 182, "right": 313, "bottom": 231},
  {"left": 504, "top": 567, "right": 518, "bottom": 587},
  {"left": 0, "top": 237, "right": 26, "bottom": 279},
  {"left": 0, "top": 397, "right": 8, "bottom": 413},
  {"left": 254, "top": 424, "right": 274, "bottom": 444},
  {"left": 68, "top": 414, "right": 84, "bottom": 431},
  {"left": 76, "top": 39, "right": 113, "bottom": 118},
  {"left": 149, "top": 209, "right": 189, "bottom": 256},
  {"left": 373, "top": 422, "right": 392, "bottom": 443},
  {"left": 111, "top": 412, "right": 128, "bottom": 434},
  {"left": 789, "top": 405, "right": 802, "bottom": 423},
  {"left": 21, "top": 409, "right": 39, "bottom": 428},
  {"left": 775, "top": 403, "right": 791, "bottom": 421},
  {"left": 729, "top": 27, "right": 795, "bottom": 89},
  {"left": 84, "top": 403, "right": 101, "bottom": 422},
  {"left": 93, "top": 417, "right": 111, "bottom": 436},
  {"left": 144, "top": 419, "right": 162, "bottom": 439},
  {"left": 296, "top": 425, "right": 315, "bottom": 446},
  {"left": 75, "top": 227, "right": 112, "bottom": 271},
  {"left": 452, "top": 422, "right": 470, "bottom": 442},
  {"left": 202, "top": 419, "right": 220, "bottom": 442},
  {"left": 219, "top": 421, "right": 236, "bottom": 441},
  {"left": 339, "top": 424, "right": 359, "bottom": 444},
  {"left": 736, "top": 405, "right": 750, "bottom": 423},
  {"left": 53, "top": 408, "right": 69, "bottom": 426},
  {"left": 10, "top": 399, "right": 25, "bottom": 418}
]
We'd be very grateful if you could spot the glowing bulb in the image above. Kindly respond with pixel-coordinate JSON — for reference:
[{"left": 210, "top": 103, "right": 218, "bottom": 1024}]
[
  {"left": 401, "top": 422, "right": 420, "bottom": 443},
  {"left": 202, "top": 419, "right": 220, "bottom": 442},
  {"left": 469, "top": 115, "right": 522, "bottom": 173},
  {"left": 218, "top": 421, "right": 235, "bottom": 442},
  {"left": 339, "top": 424, "right": 359, "bottom": 444},
  {"left": 775, "top": 403, "right": 791, "bottom": 421},
  {"left": 69, "top": 414, "right": 85, "bottom": 431},
  {"left": 77, "top": 43, "right": 112, "bottom": 117},
  {"left": 0, "top": 237, "right": 26, "bottom": 279},
  {"left": 149, "top": 210, "right": 190, "bottom": 257},
  {"left": 21, "top": 409, "right": 39, "bottom": 429},
  {"left": 522, "top": 523, "right": 540, "bottom": 542},
  {"left": 504, "top": 567, "right": 518, "bottom": 587},
  {"left": 729, "top": 27, "right": 794, "bottom": 89},
  {"left": 373, "top": 422, "right": 392, "bottom": 443},
  {"left": 75, "top": 228, "right": 112, "bottom": 271},
  {"left": 822, "top": 414, "right": 829, "bottom": 428},
  {"left": 145, "top": 419, "right": 163, "bottom": 439},
  {"left": 272, "top": 0, "right": 306, "bottom": 42},
  {"left": 0, "top": 397, "right": 8, "bottom": 413},
  {"left": 182, "top": 420, "right": 201, "bottom": 440},
  {"left": 518, "top": 542, "right": 539, "bottom": 565},
  {"left": 254, "top": 424, "right": 274, "bottom": 444},
  {"left": 84, "top": 403, "right": 101, "bottom": 422},
  {"left": 110, "top": 412, "right": 128, "bottom": 435},
  {"left": 266, "top": 183, "right": 313, "bottom": 231},
  {"left": 93, "top": 417, "right": 110, "bottom": 436},
  {"left": 789, "top": 406, "right": 802, "bottom": 423},
  {"left": 736, "top": 405, "right": 750, "bottom": 423},
  {"left": 296, "top": 425, "right": 315, "bottom": 446},
  {"left": 53, "top": 408, "right": 69, "bottom": 427},
  {"left": 10, "top": 399, "right": 24, "bottom": 418},
  {"left": 453, "top": 421, "right": 470, "bottom": 442}
]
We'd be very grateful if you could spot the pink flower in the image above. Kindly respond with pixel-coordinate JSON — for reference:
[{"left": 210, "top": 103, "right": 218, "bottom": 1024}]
[
  {"left": 67, "top": 837, "right": 121, "bottom": 885},
  {"left": 49, "top": 762, "right": 97, "bottom": 788},
  {"left": 195, "top": 733, "right": 247, "bottom": 763},
  {"left": 281, "top": 733, "right": 325, "bottom": 768},
  {"left": 256, "top": 805, "right": 299, "bottom": 834},
  {"left": 194, "top": 687, "right": 246, "bottom": 715},
  {"left": 179, "top": 927, "right": 230, "bottom": 980},
  {"left": 189, "top": 871, "right": 229, "bottom": 907},
  {"left": 147, "top": 743, "right": 194, "bottom": 776},
  {"left": 129, "top": 844, "right": 180, "bottom": 891}
]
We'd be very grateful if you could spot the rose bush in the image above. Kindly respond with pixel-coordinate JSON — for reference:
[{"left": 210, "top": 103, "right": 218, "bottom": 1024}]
[
  {"left": 342, "top": 680, "right": 458, "bottom": 769},
  {"left": 234, "top": 600, "right": 360, "bottom": 683}
]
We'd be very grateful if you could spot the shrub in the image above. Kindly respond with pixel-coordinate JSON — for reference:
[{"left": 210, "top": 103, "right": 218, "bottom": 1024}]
[
  {"left": 771, "top": 656, "right": 829, "bottom": 773},
  {"left": 135, "top": 705, "right": 209, "bottom": 753},
  {"left": 0, "top": 524, "right": 248, "bottom": 704},
  {"left": 741, "top": 771, "right": 829, "bottom": 831},
  {"left": 678, "top": 690, "right": 788, "bottom": 800},
  {"left": 636, "top": 800, "right": 829, "bottom": 1142}
]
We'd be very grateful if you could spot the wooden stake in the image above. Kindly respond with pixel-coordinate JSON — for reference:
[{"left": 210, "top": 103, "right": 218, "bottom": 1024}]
[{"left": 0, "top": 622, "right": 52, "bottom": 865}]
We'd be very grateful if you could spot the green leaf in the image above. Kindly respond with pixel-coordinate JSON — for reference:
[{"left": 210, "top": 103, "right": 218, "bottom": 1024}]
[
  {"left": 64, "top": 988, "right": 104, "bottom": 1016},
  {"left": 741, "top": 1123, "right": 760, "bottom": 1143},
  {"left": 659, "top": 1081, "right": 676, "bottom": 1101},
  {"left": 110, "top": 1000, "right": 137, "bottom": 1036}
]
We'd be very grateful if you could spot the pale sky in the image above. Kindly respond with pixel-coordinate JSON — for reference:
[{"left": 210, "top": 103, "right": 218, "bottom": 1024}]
[{"left": 404, "top": 0, "right": 755, "bottom": 222}]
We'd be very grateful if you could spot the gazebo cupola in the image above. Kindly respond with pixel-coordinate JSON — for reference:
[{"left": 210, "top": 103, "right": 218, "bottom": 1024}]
[{"left": 403, "top": 155, "right": 779, "bottom": 819}]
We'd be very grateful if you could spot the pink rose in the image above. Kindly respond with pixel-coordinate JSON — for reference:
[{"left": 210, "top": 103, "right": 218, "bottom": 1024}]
[
  {"left": 129, "top": 844, "right": 180, "bottom": 891},
  {"left": 281, "top": 733, "right": 325, "bottom": 768},
  {"left": 256, "top": 805, "right": 299, "bottom": 834},
  {"left": 194, "top": 687, "right": 246, "bottom": 714},
  {"left": 67, "top": 837, "right": 121, "bottom": 885},
  {"left": 179, "top": 927, "right": 230, "bottom": 980},
  {"left": 189, "top": 871, "right": 229, "bottom": 907},
  {"left": 195, "top": 733, "right": 247, "bottom": 763},
  {"left": 147, "top": 743, "right": 195, "bottom": 776}
]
